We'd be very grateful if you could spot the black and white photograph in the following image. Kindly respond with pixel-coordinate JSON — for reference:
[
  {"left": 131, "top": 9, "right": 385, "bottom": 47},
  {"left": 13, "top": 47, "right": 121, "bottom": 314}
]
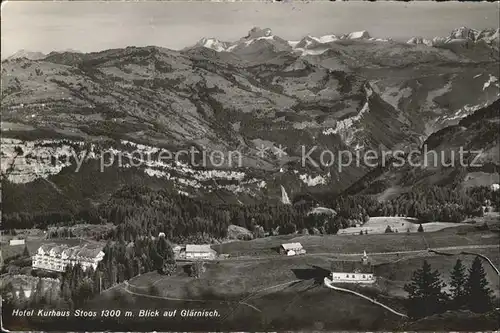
[{"left": 0, "top": 0, "right": 499, "bottom": 331}]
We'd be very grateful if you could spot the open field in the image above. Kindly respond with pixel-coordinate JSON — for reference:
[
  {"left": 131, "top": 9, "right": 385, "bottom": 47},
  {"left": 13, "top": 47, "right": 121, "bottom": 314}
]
[
  {"left": 85, "top": 259, "right": 404, "bottom": 331},
  {"left": 3, "top": 225, "right": 498, "bottom": 331},
  {"left": 375, "top": 247, "right": 500, "bottom": 298},
  {"left": 464, "top": 212, "right": 500, "bottom": 230},
  {"left": 123, "top": 247, "right": 500, "bottom": 300},
  {"left": 214, "top": 225, "right": 499, "bottom": 258},
  {"left": 1, "top": 244, "right": 26, "bottom": 262},
  {"left": 0, "top": 229, "right": 46, "bottom": 243},
  {"left": 126, "top": 256, "right": 333, "bottom": 298},
  {"left": 337, "top": 216, "right": 468, "bottom": 235},
  {"left": 80, "top": 246, "right": 500, "bottom": 331},
  {"left": 80, "top": 281, "right": 404, "bottom": 331}
]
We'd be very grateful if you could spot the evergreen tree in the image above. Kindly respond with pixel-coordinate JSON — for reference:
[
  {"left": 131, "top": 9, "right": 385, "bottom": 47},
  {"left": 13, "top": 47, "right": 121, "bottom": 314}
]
[
  {"left": 418, "top": 224, "right": 424, "bottom": 232},
  {"left": 190, "top": 261, "right": 206, "bottom": 278},
  {"left": 449, "top": 259, "right": 467, "bottom": 309},
  {"left": 464, "top": 256, "right": 494, "bottom": 313},
  {"left": 156, "top": 236, "right": 175, "bottom": 261},
  {"left": 61, "top": 279, "right": 73, "bottom": 306},
  {"left": 32, "top": 278, "right": 44, "bottom": 305},
  {"left": 22, "top": 245, "right": 30, "bottom": 257},
  {"left": 16, "top": 286, "right": 27, "bottom": 308},
  {"left": 44, "top": 285, "right": 60, "bottom": 307},
  {"left": 74, "top": 278, "right": 94, "bottom": 307},
  {"left": 0, "top": 282, "right": 16, "bottom": 314},
  {"left": 404, "top": 260, "right": 448, "bottom": 318},
  {"left": 155, "top": 236, "right": 176, "bottom": 275}
]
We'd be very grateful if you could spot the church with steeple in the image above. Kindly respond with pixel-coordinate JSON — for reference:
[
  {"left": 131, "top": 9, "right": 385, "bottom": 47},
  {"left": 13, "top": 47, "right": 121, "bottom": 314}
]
[{"left": 329, "top": 250, "right": 375, "bottom": 284}]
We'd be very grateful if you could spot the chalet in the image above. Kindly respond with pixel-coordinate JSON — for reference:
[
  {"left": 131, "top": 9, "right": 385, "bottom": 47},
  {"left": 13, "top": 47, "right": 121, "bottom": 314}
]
[
  {"left": 280, "top": 242, "right": 306, "bottom": 256},
  {"left": 184, "top": 244, "right": 217, "bottom": 260},
  {"left": 32, "top": 243, "right": 105, "bottom": 272},
  {"left": 330, "top": 251, "right": 375, "bottom": 284}
]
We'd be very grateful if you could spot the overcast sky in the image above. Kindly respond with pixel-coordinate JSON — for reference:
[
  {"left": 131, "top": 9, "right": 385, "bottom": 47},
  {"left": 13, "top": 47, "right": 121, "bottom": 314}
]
[{"left": 1, "top": 1, "right": 498, "bottom": 58}]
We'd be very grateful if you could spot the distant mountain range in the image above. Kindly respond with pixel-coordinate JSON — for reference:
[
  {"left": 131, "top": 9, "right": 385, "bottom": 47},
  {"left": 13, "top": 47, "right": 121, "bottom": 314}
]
[
  {"left": 189, "top": 26, "right": 498, "bottom": 57},
  {"left": 5, "top": 48, "right": 82, "bottom": 61},
  {"left": 7, "top": 26, "right": 499, "bottom": 61},
  {"left": 1, "top": 26, "right": 499, "bottom": 211}
]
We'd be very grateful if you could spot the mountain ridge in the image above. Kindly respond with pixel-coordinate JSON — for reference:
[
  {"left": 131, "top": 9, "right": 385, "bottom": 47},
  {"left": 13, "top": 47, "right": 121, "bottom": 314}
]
[{"left": 1, "top": 25, "right": 499, "bottom": 206}]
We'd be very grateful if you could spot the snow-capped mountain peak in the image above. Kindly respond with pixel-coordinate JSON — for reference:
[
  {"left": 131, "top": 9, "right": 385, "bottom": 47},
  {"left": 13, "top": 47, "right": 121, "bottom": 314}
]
[
  {"left": 407, "top": 37, "right": 434, "bottom": 46},
  {"left": 450, "top": 26, "right": 480, "bottom": 41},
  {"left": 190, "top": 26, "right": 498, "bottom": 57},
  {"left": 407, "top": 27, "right": 499, "bottom": 50},
  {"left": 244, "top": 27, "right": 273, "bottom": 40},
  {"left": 342, "top": 30, "right": 371, "bottom": 40},
  {"left": 195, "top": 37, "right": 229, "bottom": 52}
]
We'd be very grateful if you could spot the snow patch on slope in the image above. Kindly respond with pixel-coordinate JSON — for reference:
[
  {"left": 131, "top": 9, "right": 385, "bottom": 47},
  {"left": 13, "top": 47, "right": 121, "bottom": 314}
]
[
  {"left": 438, "top": 103, "right": 486, "bottom": 123},
  {"left": 344, "top": 31, "right": 371, "bottom": 40},
  {"left": 322, "top": 86, "right": 372, "bottom": 136},
  {"left": 483, "top": 75, "right": 499, "bottom": 90},
  {"left": 299, "top": 174, "right": 327, "bottom": 186}
]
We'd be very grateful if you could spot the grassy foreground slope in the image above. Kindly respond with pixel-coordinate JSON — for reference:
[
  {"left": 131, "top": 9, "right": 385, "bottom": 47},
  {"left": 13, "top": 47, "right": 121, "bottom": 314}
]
[
  {"left": 83, "top": 245, "right": 499, "bottom": 331},
  {"left": 86, "top": 256, "right": 403, "bottom": 331}
]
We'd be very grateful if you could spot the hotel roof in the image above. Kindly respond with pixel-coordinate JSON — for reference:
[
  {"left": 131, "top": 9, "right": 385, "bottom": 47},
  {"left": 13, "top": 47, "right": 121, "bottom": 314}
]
[{"left": 37, "top": 243, "right": 104, "bottom": 259}]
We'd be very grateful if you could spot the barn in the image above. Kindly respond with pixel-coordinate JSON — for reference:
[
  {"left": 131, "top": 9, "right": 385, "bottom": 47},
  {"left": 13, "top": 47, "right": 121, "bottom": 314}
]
[
  {"left": 185, "top": 244, "right": 217, "bottom": 260},
  {"left": 280, "top": 242, "right": 306, "bottom": 256}
]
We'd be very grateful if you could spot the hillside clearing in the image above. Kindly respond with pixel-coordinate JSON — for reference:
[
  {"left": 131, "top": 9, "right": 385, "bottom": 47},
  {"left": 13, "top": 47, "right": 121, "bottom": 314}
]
[
  {"left": 337, "top": 216, "right": 468, "bottom": 235},
  {"left": 214, "top": 226, "right": 499, "bottom": 257}
]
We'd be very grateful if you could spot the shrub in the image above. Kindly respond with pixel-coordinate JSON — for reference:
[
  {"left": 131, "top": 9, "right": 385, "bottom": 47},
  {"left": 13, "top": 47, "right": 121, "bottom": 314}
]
[
  {"left": 190, "top": 261, "right": 206, "bottom": 278},
  {"left": 158, "top": 260, "right": 177, "bottom": 276}
]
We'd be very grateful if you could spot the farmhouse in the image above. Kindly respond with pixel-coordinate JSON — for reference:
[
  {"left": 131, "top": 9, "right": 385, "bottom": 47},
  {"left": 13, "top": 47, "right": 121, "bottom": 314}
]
[
  {"left": 280, "top": 242, "right": 306, "bottom": 256},
  {"left": 330, "top": 251, "right": 375, "bottom": 284},
  {"left": 32, "top": 243, "right": 105, "bottom": 272},
  {"left": 9, "top": 239, "right": 25, "bottom": 246},
  {"left": 184, "top": 244, "right": 217, "bottom": 260}
]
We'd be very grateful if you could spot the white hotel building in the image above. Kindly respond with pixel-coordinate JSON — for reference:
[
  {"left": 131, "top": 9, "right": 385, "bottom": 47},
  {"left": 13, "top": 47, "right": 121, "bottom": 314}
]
[{"left": 32, "top": 243, "right": 105, "bottom": 272}]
